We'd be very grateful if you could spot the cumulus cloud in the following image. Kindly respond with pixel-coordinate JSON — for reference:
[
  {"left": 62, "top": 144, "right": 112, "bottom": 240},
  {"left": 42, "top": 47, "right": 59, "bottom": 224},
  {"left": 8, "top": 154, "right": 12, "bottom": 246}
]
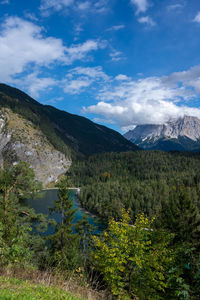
[
  {"left": 163, "top": 65, "right": 200, "bottom": 93},
  {"left": 63, "top": 66, "right": 110, "bottom": 94},
  {"left": 138, "top": 16, "right": 156, "bottom": 26},
  {"left": 0, "top": 17, "right": 66, "bottom": 81},
  {"left": 63, "top": 78, "right": 92, "bottom": 94},
  {"left": 193, "top": 12, "right": 200, "bottom": 23},
  {"left": 12, "top": 72, "right": 58, "bottom": 98},
  {"left": 130, "top": 0, "right": 149, "bottom": 14},
  {"left": 115, "top": 74, "right": 131, "bottom": 81},
  {"left": 0, "top": 17, "right": 104, "bottom": 99},
  {"left": 83, "top": 65, "right": 200, "bottom": 129},
  {"left": 0, "top": 17, "right": 102, "bottom": 84}
]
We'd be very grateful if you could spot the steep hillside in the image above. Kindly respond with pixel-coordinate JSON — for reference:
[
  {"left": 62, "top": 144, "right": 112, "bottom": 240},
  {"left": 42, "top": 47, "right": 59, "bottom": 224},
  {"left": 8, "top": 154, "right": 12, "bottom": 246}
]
[
  {"left": 0, "top": 108, "right": 71, "bottom": 185},
  {"left": 0, "top": 83, "right": 138, "bottom": 158},
  {"left": 124, "top": 116, "right": 200, "bottom": 151}
]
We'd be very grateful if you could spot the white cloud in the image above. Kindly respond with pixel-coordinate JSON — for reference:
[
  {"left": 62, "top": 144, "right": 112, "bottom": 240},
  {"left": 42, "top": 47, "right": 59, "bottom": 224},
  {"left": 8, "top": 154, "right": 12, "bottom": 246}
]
[
  {"left": 167, "top": 3, "right": 184, "bottom": 11},
  {"left": 66, "top": 40, "right": 100, "bottom": 62},
  {"left": 63, "top": 66, "right": 110, "bottom": 94},
  {"left": 0, "top": 17, "right": 102, "bottom": 82},
  {"left": 40, "top": 0, "right": 108, "bottom": 15},
  {"left": 83, "top": 66, "right": 200, "bottom": 128},
  {"left": 69, "top": 66, "right": 110, "bottom": 80},
  {"left": 130, "top": 0, "right": 149, "bottom": 14},
  {"left": 115, "top": 74, "right": 130, "bottom": 81},
  {"left": 73, "top": 23, "right": 84, "bottom": 41},
  {"left": 64, "top": 77, "right": 92, "bottom": 94},
  {"left": 77, "top": 1, "right": 91, "bottom": 10},
  {"left": 109, "top": 50, "right": 124, "bottom": 61},
  {"left": 163, "top": 65, "right": 200, "bottom": 93},
  {"left": 106, "top": 24, "right": 125, "bottom": 31},
  {"left": 24, "top": 12, "right": 39, "bottom": 21},
  {"left": 19, "top": 72, "right": 57, "bottom": 98},
  {"left": 193, "top": 12, "right": 200, "bottom": 23},
  {"left": 0, "top": 17, "right": 104, "bottom": 98},
  {"left": 40, "top": 0, "right": 74, "bottom": 14},
  {"left": 138, "top": 16, "right": 156, "bottom": 26},
  {"left": 0, "top": 17, "right": 67, "bottom": 81},
  {"left": 93, "top": 0, "right": 108, "bottom": 13}
]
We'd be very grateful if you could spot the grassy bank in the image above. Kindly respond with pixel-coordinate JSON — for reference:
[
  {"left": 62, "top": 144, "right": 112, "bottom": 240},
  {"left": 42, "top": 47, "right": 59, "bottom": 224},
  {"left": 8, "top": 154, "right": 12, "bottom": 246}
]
[{"left": 0, "top": 276, "right": 84, "bottom": 300}]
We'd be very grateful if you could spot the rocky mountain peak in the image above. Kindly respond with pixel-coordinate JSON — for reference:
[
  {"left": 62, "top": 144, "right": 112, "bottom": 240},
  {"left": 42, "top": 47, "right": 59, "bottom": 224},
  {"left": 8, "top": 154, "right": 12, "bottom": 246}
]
[{"left": 124, "top": 115, "right": 200, "bottom": 151}]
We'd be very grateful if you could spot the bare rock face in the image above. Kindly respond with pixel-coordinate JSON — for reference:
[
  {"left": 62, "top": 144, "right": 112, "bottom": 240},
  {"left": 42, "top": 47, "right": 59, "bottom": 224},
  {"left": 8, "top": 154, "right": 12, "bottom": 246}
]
[
  {"left": 124, "top": 116, "right": 200, "bottom": 151},
  {"left": 164, "top": 116, "right": 200, "bottom": 141},
  {"left": 0, "top": 108, "right": 71, "bottom": 186}
]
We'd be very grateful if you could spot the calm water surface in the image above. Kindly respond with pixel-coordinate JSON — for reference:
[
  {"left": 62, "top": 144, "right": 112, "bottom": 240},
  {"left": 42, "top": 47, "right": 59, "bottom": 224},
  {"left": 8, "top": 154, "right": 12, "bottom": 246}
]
[{"left": 28, "top": 189, "right": 103, "bottom": 235}]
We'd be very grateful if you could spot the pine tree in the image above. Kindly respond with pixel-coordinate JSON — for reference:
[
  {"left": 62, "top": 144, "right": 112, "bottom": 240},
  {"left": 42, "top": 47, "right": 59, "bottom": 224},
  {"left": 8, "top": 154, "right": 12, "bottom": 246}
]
[
  {"left": 0, "top": 161, "right": 45, "bottom": 266},
  {"left": 49, "top": 177, "right": 80, "bottom": 270},
  {"left": 75, "top": 215, "right": 94, "bottom": 265},
  {"left": 159, "top": 187, "right": 200, "bottom": 248}
]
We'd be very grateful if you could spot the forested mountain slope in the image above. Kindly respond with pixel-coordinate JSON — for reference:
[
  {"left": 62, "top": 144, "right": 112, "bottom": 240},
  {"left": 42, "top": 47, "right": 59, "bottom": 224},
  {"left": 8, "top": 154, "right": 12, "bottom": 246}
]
[{"left": 0, "top": 83, "right": 138, "bottom": 159}]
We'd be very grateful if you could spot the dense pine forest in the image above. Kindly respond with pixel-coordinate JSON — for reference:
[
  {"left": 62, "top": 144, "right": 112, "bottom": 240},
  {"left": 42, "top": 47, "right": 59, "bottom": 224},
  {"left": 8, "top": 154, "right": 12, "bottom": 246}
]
[
  {"left": 1, "top": 150, "right": 200, "bottom": 299},
  {"left": 69, "top": 150, "right": 200, "bottom": 298},
  {"left": 70, "top": 150, "right": 200, "bottom": 221}
]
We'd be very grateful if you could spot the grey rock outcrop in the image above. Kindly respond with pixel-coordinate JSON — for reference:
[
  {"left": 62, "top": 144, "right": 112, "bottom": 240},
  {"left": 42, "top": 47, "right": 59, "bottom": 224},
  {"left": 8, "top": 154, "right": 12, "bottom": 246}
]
[
  {"left": 0, "top": 108, "right": 71, "bottom": 186},
  {"left": 124, "top": 116, "right": 200, "bottom": 151}
]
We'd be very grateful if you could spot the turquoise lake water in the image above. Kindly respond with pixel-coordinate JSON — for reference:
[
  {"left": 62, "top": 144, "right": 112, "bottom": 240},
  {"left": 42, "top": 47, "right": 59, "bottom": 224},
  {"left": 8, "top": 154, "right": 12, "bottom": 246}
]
[{"left": 27, "top": 189, "right": 103, "bottom": 235}]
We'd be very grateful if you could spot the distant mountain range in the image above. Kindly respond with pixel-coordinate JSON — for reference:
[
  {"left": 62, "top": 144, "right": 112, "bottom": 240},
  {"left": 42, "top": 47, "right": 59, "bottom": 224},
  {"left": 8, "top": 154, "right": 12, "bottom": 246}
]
[
  {"left": 124, "top": 116, "right": 200, "bottom": 152},
  {"left": 0, "top": 83, "right": 137, "bottom": 184}
]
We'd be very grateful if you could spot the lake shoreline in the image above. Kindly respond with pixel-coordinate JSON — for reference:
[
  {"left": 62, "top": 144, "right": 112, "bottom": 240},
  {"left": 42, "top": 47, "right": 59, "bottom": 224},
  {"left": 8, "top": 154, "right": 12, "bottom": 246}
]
[
  {"left": 75, "top": 196, "right": 101, "bottom": 221},
  {"left": 41, "top": 188, "right": 102, "bottom": 225}
]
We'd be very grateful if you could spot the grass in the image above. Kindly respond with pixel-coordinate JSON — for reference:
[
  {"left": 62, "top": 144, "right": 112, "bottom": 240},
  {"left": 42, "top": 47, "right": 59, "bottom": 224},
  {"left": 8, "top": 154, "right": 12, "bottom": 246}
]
[{"left": 0, "top": 276, "right": 84, "bottom": 300}]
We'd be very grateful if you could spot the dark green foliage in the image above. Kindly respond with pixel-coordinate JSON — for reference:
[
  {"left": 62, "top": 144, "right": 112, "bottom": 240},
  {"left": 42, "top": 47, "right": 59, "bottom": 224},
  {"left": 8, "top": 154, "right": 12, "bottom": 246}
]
[
  {"left": 0, "top": 83, "right": 137, "bottom": 158},
  {"left": 158, "top": 187, "right": 200, "bottom": 247},
  {"left": 48, "top": 177, "right": 81, "bottom": 270},
  {"left": 0, "top": 162, "right": 47, "bottom": 267},
  {"left": 75, "top": 216, "right": 94, "bottom": 265},
  {"left": 70, "top": 151, "right": 200, "bottom": 222},
  {"left": 70, "top": 150, "right": 200, "bottom": 298}
]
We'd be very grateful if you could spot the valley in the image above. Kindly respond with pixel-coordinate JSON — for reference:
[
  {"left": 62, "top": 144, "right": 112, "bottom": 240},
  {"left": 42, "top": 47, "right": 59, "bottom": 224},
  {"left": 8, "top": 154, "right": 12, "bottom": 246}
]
[{"left": 1, "top": 84, "right": 200, "bottom": 299}]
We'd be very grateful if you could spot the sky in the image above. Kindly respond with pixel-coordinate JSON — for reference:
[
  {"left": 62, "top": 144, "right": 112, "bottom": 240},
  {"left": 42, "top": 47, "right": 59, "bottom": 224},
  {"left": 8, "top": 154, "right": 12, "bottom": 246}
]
[{"left": 1, "top": 0, "right": 200, "bottom": 132}]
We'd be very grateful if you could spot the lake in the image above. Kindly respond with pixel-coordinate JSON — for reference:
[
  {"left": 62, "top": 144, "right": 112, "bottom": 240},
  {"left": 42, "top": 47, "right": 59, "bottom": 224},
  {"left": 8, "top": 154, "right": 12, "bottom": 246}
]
[{"left": 27, "top": 189, "right": 104, "bottom": 235}]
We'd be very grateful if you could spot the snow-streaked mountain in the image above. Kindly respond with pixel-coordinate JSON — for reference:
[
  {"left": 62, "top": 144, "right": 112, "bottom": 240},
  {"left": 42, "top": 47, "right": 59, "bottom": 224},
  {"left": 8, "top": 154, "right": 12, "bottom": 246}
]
[{"left": 124, "top": 116, "right": 200, "bottom": 151}]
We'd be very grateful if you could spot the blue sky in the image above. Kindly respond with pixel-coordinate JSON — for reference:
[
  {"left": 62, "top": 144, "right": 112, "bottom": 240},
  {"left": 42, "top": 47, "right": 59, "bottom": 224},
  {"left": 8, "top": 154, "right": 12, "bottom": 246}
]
[{"left": 1, "top": 0, "right": 200, "bottom": 132}]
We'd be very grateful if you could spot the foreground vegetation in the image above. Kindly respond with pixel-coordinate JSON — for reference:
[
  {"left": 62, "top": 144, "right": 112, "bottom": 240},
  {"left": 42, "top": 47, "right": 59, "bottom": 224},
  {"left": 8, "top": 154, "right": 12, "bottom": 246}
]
[
  {"left": 1, "top": 151, "right": 200, "bottom": 299},
  {"left": 0, "top": 276, "right": 83, "bottom": 300}
]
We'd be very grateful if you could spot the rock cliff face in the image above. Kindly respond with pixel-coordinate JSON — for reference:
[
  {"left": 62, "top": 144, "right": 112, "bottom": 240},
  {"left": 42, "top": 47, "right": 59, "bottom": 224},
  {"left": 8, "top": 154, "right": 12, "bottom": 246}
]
[
  {"left": 124, "top": 116, "right": 200, "bottom": 151},
  {"left": 0, "top": 108, "right": 71, "bottom": 186}
]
